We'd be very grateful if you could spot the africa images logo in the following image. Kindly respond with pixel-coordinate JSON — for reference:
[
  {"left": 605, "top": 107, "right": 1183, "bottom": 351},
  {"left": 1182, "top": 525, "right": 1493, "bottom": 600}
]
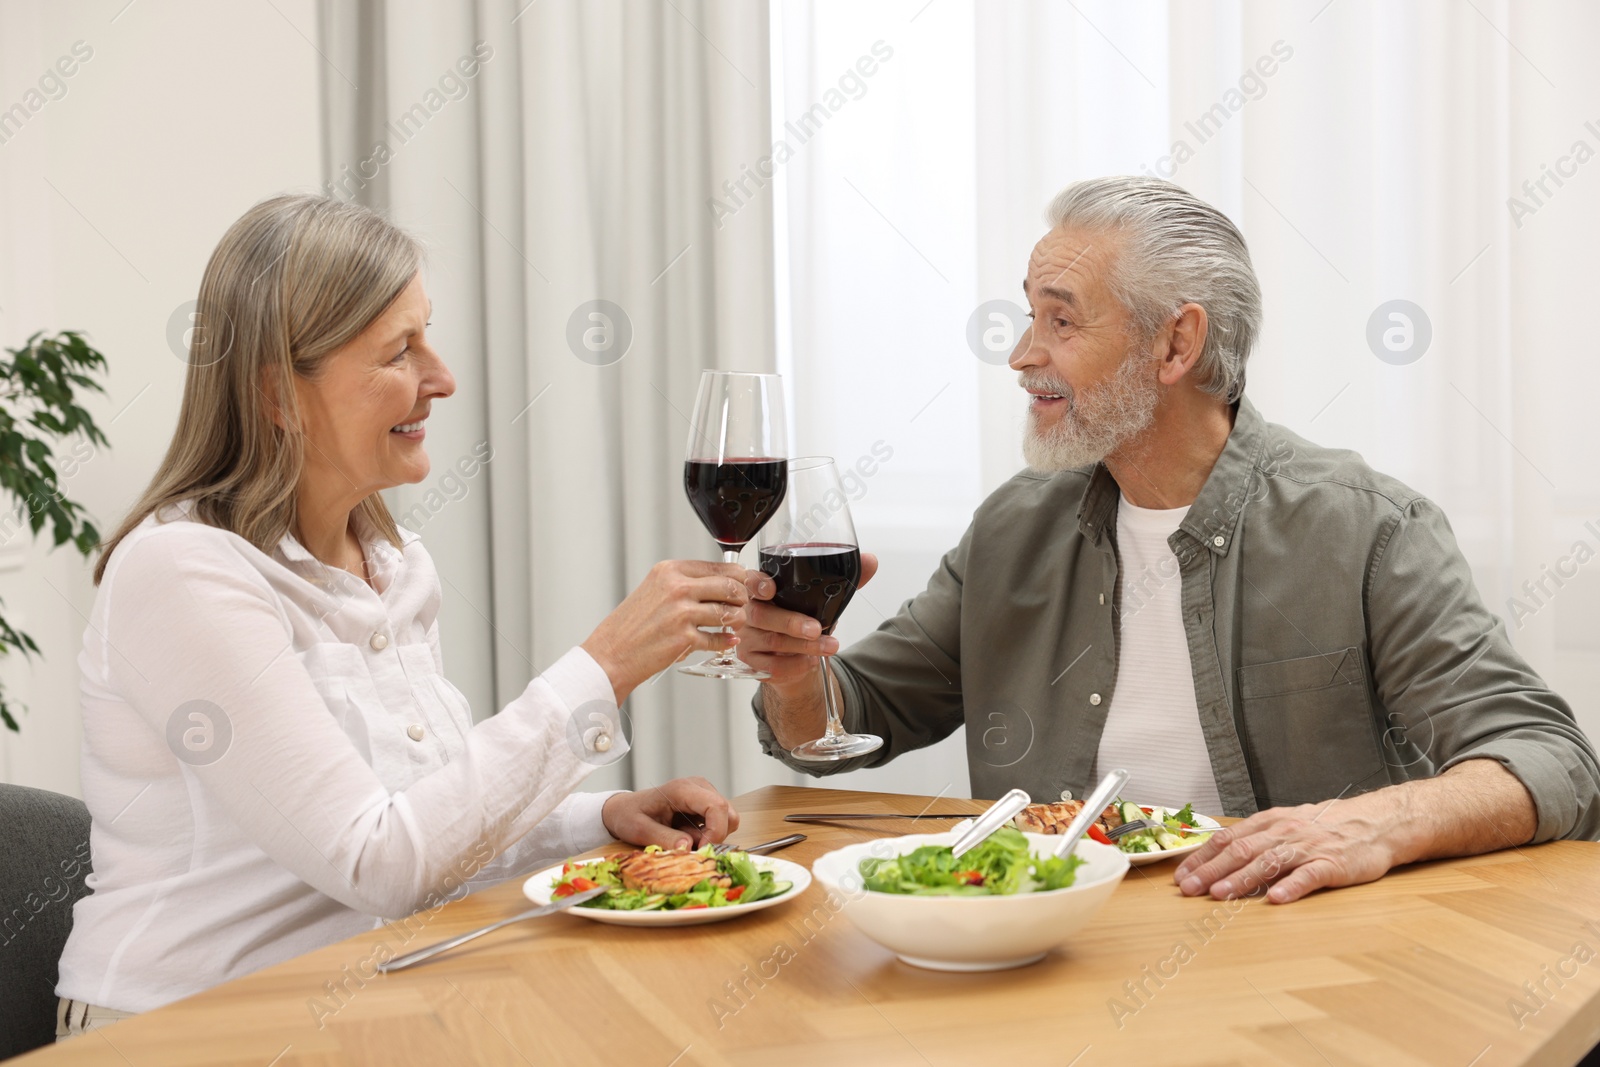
[{"left": 166, "top": 699, "right": 232, "bottom": 766}]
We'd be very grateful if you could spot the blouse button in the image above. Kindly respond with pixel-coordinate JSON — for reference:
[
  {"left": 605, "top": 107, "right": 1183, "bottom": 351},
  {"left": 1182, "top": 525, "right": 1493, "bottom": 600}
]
[
  {"left": 1089, "top": 693, "right": 1102, "bottom": 706},
  {"left": 1213, "top": 535, "right": 1226, "bottom": 548},
  {"left": 592, "top": 732, "right": 612, "bottom": 753},
  {"left": 406, "top": 724, "right": 425, "bottom": 742},
  {"left": 370, "top": 633, "right": 389, "bottom": 651}
]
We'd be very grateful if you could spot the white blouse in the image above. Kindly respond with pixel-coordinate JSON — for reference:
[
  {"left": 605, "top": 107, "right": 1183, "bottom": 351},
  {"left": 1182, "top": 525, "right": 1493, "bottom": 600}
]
[{"left": 56, "top": 503, "right": 628, "bottom": 1012}]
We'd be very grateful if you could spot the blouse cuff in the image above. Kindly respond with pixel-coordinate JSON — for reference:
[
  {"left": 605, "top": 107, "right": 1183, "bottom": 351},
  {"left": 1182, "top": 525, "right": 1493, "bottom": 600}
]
[
  {"left": 560, "top": 789, "right": 629, "bottom": 855},
  {"left": 530, "top": 646, "right": 628, "bottom": 768}
]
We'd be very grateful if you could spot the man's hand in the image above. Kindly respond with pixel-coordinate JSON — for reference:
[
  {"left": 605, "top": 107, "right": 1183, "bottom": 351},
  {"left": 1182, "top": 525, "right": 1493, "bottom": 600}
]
[
  {"left": 1172, "top": 758, "right": 1537, "bottom": 904},
  {"left": 737, "top": 552, "right": 879, "bottom": 683},
  {"left": 1171, "top": 798, "right": 1404, "bottom": 904},
  {"left": 600, "top": 777, "right": 740, "bottom": 849}
]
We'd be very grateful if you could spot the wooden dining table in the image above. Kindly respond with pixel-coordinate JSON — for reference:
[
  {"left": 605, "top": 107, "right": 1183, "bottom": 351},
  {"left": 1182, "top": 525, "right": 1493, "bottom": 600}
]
[{"left": 20, "top": 784, "right": 1600, "bottom": 1067}]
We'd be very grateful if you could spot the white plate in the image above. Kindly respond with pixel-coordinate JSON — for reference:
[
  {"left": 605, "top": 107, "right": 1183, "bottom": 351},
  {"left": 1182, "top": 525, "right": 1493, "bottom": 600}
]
[
  {"left": 523, "top": 854, "right": 812, "bottom": 927},
  {"left": 1116, "top": 806, "right": 1222, "bottom": 866}
]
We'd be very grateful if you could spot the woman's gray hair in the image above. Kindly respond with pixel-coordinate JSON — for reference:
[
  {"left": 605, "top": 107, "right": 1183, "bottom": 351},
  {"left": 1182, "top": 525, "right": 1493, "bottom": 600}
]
[
  {"left": 94, "top": 194, "right": 423, "bottom": 583},
  {"left": 1046, "top": 176, "right": 1262, "bottom": 402}
]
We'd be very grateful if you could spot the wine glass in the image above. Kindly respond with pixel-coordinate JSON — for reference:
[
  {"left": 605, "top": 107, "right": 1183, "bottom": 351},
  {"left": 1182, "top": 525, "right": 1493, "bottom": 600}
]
[
  {"left": 680, "top": 370, "right": 788, "bottom": 679},
  {"left": 756, "top": 457, "right": 882, "bottom": 760}
]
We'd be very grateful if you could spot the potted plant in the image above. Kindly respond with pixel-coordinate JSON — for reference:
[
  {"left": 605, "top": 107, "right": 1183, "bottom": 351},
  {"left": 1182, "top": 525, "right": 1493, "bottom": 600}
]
[{"left": 0, "top": 331, "right": 109, "bottom": 731}]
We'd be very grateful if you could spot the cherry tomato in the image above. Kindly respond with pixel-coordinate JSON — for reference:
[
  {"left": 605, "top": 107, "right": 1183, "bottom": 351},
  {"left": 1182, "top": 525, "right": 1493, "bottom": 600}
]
[
  {"left": 1087, "top": 823, "right": 1112, "bottom": 845},
  {"left": 955, "top": 870, "right": 985, "bottom": 886},
  {"left": 681, "top": 903, "right": 709, "bottom": 910},
  {"left": 570, "top": 877, "right": 598, "bottom": 892},
  {"left": 552, "top": 882, "right": 576, "bottom": 898},
  {"left": 726, "top": 886, "right": 745, "bottom": 901}
]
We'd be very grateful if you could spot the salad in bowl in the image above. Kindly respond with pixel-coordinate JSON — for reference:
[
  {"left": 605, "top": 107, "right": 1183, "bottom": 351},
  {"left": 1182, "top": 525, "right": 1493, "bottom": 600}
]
[
  {"left": 858, "top": 825, "right": 1084, "bottom": 896},
  {"left": 811, "top": 826, "right": 1129, "bottom": 971}
]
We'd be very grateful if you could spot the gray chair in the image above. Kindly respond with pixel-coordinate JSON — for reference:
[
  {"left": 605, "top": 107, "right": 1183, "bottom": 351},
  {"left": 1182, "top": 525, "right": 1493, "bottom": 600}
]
[{"left": 0, "top": 783, "right": 93, "bottom": 1059}]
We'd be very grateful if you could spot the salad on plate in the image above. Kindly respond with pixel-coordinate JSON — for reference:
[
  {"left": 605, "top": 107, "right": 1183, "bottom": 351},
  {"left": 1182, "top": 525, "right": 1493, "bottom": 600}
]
[
  {"left": 1014, "top": 799, "right": 1215, "bottom": 856},
  {"left": 550, "top": 844, "right": 793, "bottom": 912},
  {"left": 1100, "top": 801, "right": 1213, "bottom": 855}
]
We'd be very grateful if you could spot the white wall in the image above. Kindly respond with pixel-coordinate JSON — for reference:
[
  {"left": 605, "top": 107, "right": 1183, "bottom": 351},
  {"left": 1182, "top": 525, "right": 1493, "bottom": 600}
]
[{"left": 0, "top": 0, "right": 323, "bottom": 794}]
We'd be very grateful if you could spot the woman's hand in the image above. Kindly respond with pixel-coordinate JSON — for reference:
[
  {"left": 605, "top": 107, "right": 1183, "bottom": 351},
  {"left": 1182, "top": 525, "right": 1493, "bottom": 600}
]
[
  {"left": 600, "top": 777, "right": 740, "bottom": 849},
  {"left": 582, "top": 560, "right": 751, "bottom": 703}
]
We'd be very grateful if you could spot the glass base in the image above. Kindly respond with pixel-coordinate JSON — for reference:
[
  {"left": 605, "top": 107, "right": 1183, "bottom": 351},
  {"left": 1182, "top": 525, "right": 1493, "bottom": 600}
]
[
  {"left": 678, "top": 653, "right": 770, "bottom": 680},
  {"left": 790, "top": 732, "right": 883, "bottom": 762}
]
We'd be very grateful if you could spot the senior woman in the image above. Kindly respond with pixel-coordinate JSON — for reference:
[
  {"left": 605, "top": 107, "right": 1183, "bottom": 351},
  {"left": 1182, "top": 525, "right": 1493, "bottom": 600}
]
[{"left": 54, "top": 194, "right": 750, "bottom": 1036}]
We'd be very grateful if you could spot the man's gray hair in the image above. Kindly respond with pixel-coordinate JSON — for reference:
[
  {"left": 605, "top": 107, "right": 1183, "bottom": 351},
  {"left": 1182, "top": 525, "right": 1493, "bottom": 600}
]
[{"left": 1047, "top": 176, "right": 1262, "bottom": 403}]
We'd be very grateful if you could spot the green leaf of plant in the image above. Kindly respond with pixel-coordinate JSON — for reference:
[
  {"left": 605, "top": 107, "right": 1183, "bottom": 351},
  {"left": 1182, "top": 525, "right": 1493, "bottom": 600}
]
[{"left": 0, "top": 330, "right": 112, "bottom": 732}]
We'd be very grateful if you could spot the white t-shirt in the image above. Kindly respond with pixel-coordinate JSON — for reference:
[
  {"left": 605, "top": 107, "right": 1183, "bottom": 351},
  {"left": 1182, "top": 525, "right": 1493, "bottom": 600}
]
[
  {"left": 1092, "top": 495, "right": 1224, "bottom": 815},
  {"left": 57, "top": 503, "right": 627, "bottom": 1012}
]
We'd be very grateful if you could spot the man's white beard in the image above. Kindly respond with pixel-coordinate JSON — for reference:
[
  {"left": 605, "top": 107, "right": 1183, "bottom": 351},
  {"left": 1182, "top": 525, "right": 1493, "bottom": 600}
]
[{"left": 1021, "top": 343, "right": 1162, "bottom": 472}]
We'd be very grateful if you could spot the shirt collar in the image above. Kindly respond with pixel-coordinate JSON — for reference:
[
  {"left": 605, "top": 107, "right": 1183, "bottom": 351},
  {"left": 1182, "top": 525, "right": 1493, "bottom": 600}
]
[
  {"left": 276, "top": 527, "right": 316, "bottom": 564},
  {"left": 276, "top": 505, "right": 415, "bottom": 576},
  {"left": 163, "top": 497, "right": 416, "bottom": 570},
  {"left": 1076, "top": 396, "right": 1268, "bottom": 557}
]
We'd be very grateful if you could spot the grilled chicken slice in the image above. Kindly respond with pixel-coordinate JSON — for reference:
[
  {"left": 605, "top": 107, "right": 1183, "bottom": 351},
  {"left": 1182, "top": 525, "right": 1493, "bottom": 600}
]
[
  {"left": 1012, "top": 800, "right": 1121, "bottom": 835},
  {"left": 613, "top": 849, "right": 730, "bottom": 895},
  {"left": 1013, "top": 800, "right": 1078, "bottom": 834}
]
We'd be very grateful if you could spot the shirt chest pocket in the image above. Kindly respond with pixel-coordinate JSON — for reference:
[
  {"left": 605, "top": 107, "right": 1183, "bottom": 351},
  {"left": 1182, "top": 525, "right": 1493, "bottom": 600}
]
[
  {"left": 294, "top": 643, "right": 454, "bottom": 791},
  {"left": 1236, "top": 646, "right": 1387, "bottom": 807}
]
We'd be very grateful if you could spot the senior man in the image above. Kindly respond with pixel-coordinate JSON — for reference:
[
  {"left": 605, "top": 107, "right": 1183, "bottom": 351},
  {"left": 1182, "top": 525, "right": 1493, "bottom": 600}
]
[{"left": 741, "top": 175, "right": 1600, "bottom": 904}]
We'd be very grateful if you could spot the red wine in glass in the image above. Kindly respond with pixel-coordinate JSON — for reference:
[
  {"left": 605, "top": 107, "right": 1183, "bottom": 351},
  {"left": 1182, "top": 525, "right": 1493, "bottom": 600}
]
[
  {"left": 758, "top": 543, "right": 861, "bottom": 634},
  {"left": 679, "top": 371, "right": 788, "bottom": 680},
  {"left": 756, "top": 458, "right": 881, "bottom": 760},
  {"left": 684, "top": 458, "right": 788, "bottom": 552}
]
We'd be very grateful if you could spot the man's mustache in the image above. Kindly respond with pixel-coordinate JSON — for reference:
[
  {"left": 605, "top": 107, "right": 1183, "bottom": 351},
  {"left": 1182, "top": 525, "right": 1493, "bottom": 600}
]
[{"left": 1018, "top": 375, "right": 1074, "bottom": 399}]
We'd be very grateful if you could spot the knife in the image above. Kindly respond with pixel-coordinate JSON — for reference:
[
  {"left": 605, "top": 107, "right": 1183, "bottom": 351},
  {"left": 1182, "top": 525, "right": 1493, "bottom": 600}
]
[
  {"left": 784, "top": 811, "right": 984, "bottom": 823},
  {"left": 734, "top": 833, "right": 807, "bottom": 854}
]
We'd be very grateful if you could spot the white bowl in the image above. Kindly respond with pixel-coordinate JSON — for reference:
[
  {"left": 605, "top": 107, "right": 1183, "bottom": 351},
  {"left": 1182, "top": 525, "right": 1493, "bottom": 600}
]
[{"left": 809, "top": 829, "right": 1130, "bottom": 972}]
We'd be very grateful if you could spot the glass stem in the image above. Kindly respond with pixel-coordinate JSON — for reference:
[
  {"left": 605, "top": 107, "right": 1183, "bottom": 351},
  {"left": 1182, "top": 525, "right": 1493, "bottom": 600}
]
[
  {"left": 712, "top": 549, "right": 740, "bottom": 662},
  {"left": 819, "top": 655, "right": 844, "bottom": 740}
]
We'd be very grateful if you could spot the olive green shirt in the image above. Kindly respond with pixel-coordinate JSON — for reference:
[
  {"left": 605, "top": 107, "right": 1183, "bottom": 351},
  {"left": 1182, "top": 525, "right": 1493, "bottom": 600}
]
[{"left": 753, "top": 398, "right": 1600, "bottom": 841}]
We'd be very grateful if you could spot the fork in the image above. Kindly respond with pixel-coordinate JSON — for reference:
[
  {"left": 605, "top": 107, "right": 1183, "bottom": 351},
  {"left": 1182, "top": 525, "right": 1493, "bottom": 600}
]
[
  {"left": 1105, "top": 818, "right": 1210, "bottom": 840},
  {"left": 710, "top": 833, "right": 806, "bottom": 856},
  {"left": 376, "top": 887, "right": 606, "bottom": 973}
]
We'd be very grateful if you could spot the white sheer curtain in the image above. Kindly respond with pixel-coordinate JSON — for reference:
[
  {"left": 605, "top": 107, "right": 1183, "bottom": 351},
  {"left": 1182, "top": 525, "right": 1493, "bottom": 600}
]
[
  {"left": 776, "top": 0, "right": 1600, "bottom": 797},
  {"left": 770, "top": 1, "right": 982, "bottom": 796},
  {"left": 319, "top": 0, "right": 795, "bottom": 797}
]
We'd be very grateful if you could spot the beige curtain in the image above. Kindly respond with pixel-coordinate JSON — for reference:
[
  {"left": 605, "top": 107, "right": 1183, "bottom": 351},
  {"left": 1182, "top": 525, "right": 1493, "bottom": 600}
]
[{"left": 318, "top": 0, "right": 799, "bottom": 796}]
